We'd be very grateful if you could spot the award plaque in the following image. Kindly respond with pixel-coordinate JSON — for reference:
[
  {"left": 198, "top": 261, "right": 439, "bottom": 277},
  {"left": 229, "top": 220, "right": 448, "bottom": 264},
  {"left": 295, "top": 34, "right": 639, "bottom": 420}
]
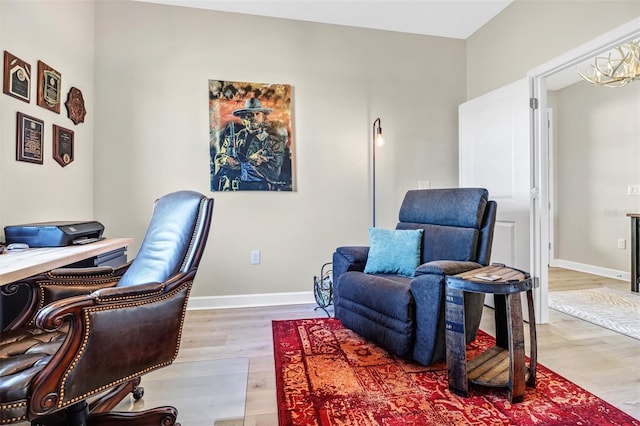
[
  {"left": 16, "top": 112, "right": 44, "bottom": 164},
  {"left": 3, "top": 51, "right": 31, "bottom": 103},
  {"left": 53, "top": 124, "right": 74, "bottom": 167},
  {"left": 37, "top": 60, "right": 61, "bottom": 113},
  {"left": 65, "top": 87, "right": 86, "bottom": 125}
]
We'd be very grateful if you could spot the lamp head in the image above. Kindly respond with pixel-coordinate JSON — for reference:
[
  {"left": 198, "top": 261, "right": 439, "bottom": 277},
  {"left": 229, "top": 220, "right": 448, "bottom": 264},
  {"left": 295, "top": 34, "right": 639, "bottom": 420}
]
[
  {"left": 375, "top": 130, "right": 384, "bottom": 147},
  {"left": 373, "top": 118, "right": 384, "bottom": 147}
]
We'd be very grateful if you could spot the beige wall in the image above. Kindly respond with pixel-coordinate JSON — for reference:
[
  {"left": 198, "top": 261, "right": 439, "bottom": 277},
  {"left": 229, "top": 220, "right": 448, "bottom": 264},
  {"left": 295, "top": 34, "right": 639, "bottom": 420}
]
[
  {"left": 554, "top": 81, "right": 640, "bottom": 271},
  {"left": 466, "top": 0, "right": 640, "bottom": 99},
  {"left": 92, "top": 1, "right": 466, "bottom": 298},
  {"left": 0, "top": 0, "right": 95, "bottom": 234},
  {"left": 2, "top": 0, "right": 638, "bottom": 302}
]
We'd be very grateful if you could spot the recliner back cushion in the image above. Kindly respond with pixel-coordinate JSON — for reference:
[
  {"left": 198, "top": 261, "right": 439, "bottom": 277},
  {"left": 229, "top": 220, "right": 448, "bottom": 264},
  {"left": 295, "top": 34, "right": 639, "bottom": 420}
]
[
  {"left": 399, "top": 188, "right": 488, "bottom": 229},
  {"left": 396, "top": 188, "right": 488, "bottom": 264},
  {"left": 396, "top": 223, "right": 479, "bottom": 263},
  {"left": 117, "top": 191, "right": 203, "bottom": 287}
]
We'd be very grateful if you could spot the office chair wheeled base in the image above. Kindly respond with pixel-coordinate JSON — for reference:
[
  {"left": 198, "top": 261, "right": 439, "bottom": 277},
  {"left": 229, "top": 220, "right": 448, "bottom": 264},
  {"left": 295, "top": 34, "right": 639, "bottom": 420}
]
[{"left": 31, "top": 402, "right": 180, "bottom": 426}]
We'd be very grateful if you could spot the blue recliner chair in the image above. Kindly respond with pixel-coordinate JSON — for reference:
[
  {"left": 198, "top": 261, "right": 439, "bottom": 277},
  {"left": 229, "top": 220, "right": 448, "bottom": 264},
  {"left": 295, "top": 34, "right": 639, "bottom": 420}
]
[{"left": 333, "top": 188, "right": 497, "bottom": 365}]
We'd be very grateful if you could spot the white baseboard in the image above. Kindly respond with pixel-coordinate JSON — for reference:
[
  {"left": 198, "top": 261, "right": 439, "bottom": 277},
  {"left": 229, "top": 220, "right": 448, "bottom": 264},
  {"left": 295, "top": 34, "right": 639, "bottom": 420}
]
[
  {"left": 188, "top": 261, "right": 628, "bottom": 310},
  {"left": 187, "top": 291, "right": 316, "bottom": 310},
  {"left": 550, "top": 258, "right": 629, "bottom": 282}
]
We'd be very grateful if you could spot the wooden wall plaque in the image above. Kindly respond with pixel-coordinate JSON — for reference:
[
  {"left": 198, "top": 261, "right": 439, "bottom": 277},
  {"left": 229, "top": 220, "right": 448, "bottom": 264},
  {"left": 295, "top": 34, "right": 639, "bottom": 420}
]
[
  {"left": 37, "top": 60, "right": 61, "bottom": 113},
  {"left": 3, "top": 51, "right": 31, "bottom": 103},
  {"left": 53, "top": 124, "right": 74, "bottom": 167}
]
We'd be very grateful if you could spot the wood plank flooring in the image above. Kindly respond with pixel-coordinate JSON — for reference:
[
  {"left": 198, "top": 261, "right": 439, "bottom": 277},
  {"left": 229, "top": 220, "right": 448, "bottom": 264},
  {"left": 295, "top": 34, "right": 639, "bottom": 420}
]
[
  {"left": 548, "top": 266, "right": 631, "bottom": 292},
  {"left": 176, "top": 304, "right": 330, "bottom": 426}
]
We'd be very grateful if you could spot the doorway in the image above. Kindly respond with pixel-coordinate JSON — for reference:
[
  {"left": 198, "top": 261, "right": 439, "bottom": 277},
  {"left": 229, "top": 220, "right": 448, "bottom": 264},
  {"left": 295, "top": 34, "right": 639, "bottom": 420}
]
[{"left": 529, "top": 17, "right": 640, "bottom": 323}]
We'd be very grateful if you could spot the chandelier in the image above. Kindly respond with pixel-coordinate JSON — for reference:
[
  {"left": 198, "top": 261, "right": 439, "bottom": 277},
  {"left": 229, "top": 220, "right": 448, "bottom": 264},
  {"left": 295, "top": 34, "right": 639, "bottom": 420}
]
[{"left": 577, "top": 39, "right": 640, "bottom": 88}]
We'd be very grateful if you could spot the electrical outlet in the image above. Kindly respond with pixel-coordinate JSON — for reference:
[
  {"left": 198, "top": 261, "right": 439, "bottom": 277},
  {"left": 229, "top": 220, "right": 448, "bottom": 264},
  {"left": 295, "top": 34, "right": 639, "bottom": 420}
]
[
  {"left": 627, "top": 185, "right": 640, "bottom": 195},
  {"left": 618, "top": 239, "right": 626, "bottom": 249},
  {"left": 418, "top": 180, "right": 431, "bottom": 190},
  {"left": 251, "top": 250, "right": 260, "bottom": 265}
]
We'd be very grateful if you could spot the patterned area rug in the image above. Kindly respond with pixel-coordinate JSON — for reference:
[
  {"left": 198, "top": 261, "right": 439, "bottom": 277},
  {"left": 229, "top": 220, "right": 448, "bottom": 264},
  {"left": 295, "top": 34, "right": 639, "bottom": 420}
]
[
  {"left": 273, "top": 318, "right": 639, "bottom": 426},
  {"left": 548, "top": 287, "right": 640, "bottom": 340}
]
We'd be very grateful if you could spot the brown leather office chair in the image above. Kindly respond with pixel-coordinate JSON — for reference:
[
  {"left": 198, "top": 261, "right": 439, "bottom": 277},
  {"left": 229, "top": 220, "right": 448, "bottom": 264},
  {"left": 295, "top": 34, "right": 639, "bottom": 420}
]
[{"left": 0, "top": 190, "right": 214, "bottom": 426}]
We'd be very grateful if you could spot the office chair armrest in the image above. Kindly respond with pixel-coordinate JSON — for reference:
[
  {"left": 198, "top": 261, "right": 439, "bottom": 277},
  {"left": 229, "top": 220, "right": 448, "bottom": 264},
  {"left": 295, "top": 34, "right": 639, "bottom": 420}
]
[
  {"left": 92, "top": 282, "right": 166, "bottom": 302},
  {"left": 47, "top": 260, "right": 132, "bottom": 279},
  {"left": 48, "top": 266, "right": 116, "bottom": 277},
  {"left": 30, "top": 280, "right": 192, "bottom": 417},
  {"left": 2, "top": 267, "right": 125, "bottom": 331},
  {"left": 36, "top": 263, "right": 132, "bottom": 304}
]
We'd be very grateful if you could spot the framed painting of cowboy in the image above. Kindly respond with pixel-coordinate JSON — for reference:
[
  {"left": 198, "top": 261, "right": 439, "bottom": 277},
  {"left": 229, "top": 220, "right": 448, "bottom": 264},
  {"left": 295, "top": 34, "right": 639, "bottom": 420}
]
[{"left": 209, "top": 79, "right": 294, "bottom": 192}]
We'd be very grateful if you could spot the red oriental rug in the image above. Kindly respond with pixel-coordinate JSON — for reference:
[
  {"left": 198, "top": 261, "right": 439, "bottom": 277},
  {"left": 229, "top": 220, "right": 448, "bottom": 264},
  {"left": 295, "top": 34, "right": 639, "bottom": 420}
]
[{"left": 273, "top": 318, "right": 639, "bottom": 426}]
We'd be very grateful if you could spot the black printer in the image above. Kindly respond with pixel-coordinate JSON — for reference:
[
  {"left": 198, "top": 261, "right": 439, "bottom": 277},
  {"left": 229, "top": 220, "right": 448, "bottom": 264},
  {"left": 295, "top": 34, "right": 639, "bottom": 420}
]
[{"left": 4, "top": 221, "right": 105, "bottom": 247}]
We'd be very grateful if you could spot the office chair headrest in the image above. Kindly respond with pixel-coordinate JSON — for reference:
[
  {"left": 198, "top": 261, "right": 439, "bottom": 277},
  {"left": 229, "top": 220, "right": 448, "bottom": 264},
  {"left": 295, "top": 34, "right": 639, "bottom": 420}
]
[{"left": 117, "top": 190, "right": 207, "bottom": 287}]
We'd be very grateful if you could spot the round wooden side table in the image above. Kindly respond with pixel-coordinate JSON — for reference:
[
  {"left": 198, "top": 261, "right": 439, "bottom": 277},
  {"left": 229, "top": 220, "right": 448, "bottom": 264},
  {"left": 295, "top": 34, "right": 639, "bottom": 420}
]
[{"left": 444, "top": 264, "right": 537, "bottom": 403}]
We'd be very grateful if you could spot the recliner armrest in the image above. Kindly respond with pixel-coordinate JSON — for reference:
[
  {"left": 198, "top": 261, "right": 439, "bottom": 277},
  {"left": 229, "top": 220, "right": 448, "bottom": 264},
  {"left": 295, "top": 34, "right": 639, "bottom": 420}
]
[
  {"left": 333, "top": 246, "right": 369, "bottom": 281},
  {"left": 415, "top": 260, "right": 482, "bottom": 276},
  {"left": 335, "top": 246, "right": 369, "bottom": 264}
]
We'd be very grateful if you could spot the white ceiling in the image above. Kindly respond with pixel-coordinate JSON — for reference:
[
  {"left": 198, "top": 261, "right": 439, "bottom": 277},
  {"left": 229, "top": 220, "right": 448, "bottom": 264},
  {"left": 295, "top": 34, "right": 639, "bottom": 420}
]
[
  {"left": 135, "top": 0, "right": 514, "bottom": 39},
  {"left": 135, "top": 0, "right": 599, "bottom": 89}
]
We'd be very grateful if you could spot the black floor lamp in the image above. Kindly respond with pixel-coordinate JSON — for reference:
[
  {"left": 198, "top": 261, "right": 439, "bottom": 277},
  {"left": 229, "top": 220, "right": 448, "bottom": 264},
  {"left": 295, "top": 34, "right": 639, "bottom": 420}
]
[{"left": 372, "top": 117, "right": 384, "bottom": 227}]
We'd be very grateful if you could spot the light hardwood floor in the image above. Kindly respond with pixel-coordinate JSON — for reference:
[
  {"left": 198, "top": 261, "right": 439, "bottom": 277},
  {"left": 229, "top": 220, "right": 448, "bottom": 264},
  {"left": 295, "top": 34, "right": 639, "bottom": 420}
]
[
  {"left": 134, "top": 268, "right": 640, "bottom": 424},
  {"left": 548, "top": 266, "right": 631, "bottom": 292}
]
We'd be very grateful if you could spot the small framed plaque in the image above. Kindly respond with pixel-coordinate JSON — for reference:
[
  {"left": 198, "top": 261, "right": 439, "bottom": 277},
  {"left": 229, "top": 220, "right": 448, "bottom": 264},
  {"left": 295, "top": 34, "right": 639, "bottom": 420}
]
[
  {"left": 3, "top": 51, "right": 31, "bottom": 103},
  {"left": 65, "top": 87, "right": 86, "bottom": 125},
  {"left": 16, "top": 112, "right": 44, "bottom": 164},
  {"left": 37, "top": 60, "right": 61, "bottom": 113},
  {"left": 53, "top": 124, "right": 74, "bottom": 167}
]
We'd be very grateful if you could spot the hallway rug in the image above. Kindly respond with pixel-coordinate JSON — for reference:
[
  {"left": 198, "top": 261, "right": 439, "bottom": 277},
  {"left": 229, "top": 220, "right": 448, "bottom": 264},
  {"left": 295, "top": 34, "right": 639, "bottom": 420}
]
[
  {"left": 548, "top": 287, "right": 640, "bottom": 340},
  {"left": 273, "top": 318, "right": 639, "bottom": 426}
]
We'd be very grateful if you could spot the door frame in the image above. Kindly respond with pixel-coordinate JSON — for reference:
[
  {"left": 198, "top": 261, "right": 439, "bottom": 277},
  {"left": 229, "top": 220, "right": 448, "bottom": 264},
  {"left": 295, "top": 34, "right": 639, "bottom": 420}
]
[
  {"left": 528, "top": 17, "right": 640, "bottom": 324},
  {"left": 546, "top": 108, "right": 555, "bottom": 267}
]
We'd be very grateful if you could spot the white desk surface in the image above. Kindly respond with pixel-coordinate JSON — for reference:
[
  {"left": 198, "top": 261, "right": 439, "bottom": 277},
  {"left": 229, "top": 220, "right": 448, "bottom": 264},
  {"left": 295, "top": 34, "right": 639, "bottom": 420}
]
[{"left": 0, "top": 238, "right": 133, "bottom": 286}]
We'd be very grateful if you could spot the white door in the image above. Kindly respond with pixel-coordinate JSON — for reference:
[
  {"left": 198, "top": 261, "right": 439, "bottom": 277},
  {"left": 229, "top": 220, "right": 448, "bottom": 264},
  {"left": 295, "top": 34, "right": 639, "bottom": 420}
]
[{"left": 459, "top": 78, "right": 532, "bottom": 314}]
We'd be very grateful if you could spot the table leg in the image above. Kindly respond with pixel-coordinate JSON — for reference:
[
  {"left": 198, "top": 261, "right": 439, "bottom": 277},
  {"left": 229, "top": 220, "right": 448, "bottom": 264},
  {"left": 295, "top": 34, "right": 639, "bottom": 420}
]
[
  {"left": 506, "top": 292, "right": 526, "bottom": 403},
  {"left": 526, "top": 289, "right": 537, "bottom": 387},
  {"left": 445, "top": 286, "right": 469, "bottom": 397},
  {"left": 494, "top": 294, "right": 508, "bottom": 348}
]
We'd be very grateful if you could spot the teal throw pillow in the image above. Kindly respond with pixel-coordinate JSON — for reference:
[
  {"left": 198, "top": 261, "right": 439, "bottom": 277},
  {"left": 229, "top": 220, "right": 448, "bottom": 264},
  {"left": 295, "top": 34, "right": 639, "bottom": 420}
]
[{"left": 364, "top": 228, "right": 424, "bottom": 277}]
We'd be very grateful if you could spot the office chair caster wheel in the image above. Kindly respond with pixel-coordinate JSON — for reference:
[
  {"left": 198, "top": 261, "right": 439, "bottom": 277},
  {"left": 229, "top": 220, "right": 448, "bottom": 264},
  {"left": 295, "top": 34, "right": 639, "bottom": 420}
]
[{"left": 132, "top": 386, "right": 144, "bottom": 400}]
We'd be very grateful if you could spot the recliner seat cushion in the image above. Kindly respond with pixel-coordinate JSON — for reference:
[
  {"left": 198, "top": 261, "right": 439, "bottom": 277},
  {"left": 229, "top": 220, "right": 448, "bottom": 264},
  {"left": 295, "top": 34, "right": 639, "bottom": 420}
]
[
  {"left": 336, "top": 272, "right": 415, "bottom": 358},
  {"left": 338, "top": 272, "right": 412, "bottom": 322}
]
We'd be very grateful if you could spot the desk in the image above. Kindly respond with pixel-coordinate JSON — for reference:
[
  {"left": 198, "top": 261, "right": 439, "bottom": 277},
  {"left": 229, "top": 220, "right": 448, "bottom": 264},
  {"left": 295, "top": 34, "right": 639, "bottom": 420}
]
[
  {"left": 445, "top": 265, "right": 536, "bottom": 403},
  {"left": 1, "top": 238, "right": 133, "bottom": 331},
  {"left": 627, "top": 213, "right": 639, "bottom": 292},
  {"left": 0, "top": 238, "right": 133, "bottom": 286}
]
